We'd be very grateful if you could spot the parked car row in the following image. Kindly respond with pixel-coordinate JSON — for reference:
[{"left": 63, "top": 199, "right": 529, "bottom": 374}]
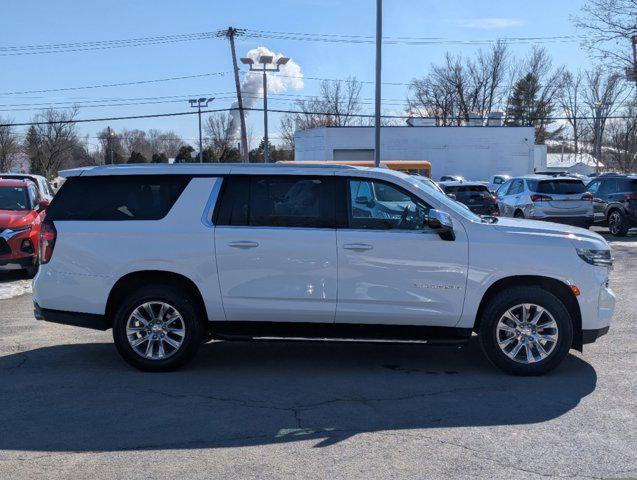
[{"left": 433, "top": 172, "right": 636, "bottom": 237}]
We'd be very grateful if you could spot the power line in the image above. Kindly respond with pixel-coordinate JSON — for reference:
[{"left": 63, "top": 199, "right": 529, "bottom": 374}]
[
  {"left": 0, "top": 32, "right": 217, "bottom": 56},
  {"left": 2, "top": 106, "right": 634, "bottom": 128},
  {"left": 0, "top": 72, "right": 227, "bottom": 96},
  {"left": 1, "top": 28, "right": 588, "bottom": 58}
]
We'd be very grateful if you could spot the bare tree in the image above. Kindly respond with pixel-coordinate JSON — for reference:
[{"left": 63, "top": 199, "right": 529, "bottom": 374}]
[
  {"left": 559, "top": 71, "right": 587, "bottom": 153},
  {"left": 280, "top": 77, "right": 365, "bottom": 142},
  {"left": 148, "top": 129, "right": 184, "bottom": 158},
  {"left": 573, "top": 0, "right": 637, "bottom": 70},
  {"left": 605, "top": 104, "right": 637, "bottom": 172},
  {"left": 23, "top": 108, "right": 80, "bottom": 179},
  {"left": 407, "top": 42, "right": 511, "bottom": 125},
  {"left": 204, "top": 112, "right": 234, "bottom": 161},
  {"left": 0, "top": 118, "right": 21, "bottom": 172},
  {"left": 582, "top": 67, "right": 630, "bottom": 169}
]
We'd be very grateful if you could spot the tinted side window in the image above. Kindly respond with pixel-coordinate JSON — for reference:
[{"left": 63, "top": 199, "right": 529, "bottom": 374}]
[
  {"left": 347, "top": 178, "right": 431, "bottom": 231},
  {"left": 216, "top": 176, "right": 249, "bottom": 226},
  {"left": 250, "top": 176, "right": 335, "bottom": 228},
  {"left": 599, "top": 179, "right": 618, "bottom": 194},
  {"left": 216, "top": 176, "right": 336, "bottom": 228},
  {"left": 46, "top": 175, "right": 191, "bottom": 221}
]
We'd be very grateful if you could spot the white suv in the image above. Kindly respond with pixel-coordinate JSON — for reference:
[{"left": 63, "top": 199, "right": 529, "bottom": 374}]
[{"left": 33, "top": 164, "right": 615, "bottom": 375}]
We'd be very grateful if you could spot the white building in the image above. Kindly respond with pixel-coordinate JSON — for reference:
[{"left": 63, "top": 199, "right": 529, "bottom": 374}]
[
  {"left": 545, "top": 152, "right": 601, "bottom": 176},
  {"left": 294, "top": 125, "right": 542, "bottom": 181}
]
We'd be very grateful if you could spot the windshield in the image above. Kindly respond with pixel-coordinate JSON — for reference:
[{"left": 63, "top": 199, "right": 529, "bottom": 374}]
[
  {"left": 410, "top": 177, "right": 482, "bottom": 222},
  {"left": 0, "top": 186, "right": 29, "bottom": 211},
  {"left": 528, "top": 179, "right": 586, "bottom": 194},
  {"left": 444, "top": 185, "right": 492, "bottom": 201}
]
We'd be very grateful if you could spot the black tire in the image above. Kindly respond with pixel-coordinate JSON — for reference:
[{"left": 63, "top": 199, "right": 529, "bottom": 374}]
[
  {"left": 24, "top": 261, "right": 39, "bottom": 279},
  {"left": 608, "top": 210, "right": 629, "bottom": 237},
  {"left": 479, "top": 286, "right": 573, "bottom": 376},
  {"left": 112, "top": 284, "right": 204, "bottom": 372},
  {"left": 514, "top": 210, "right": 525, "bottom": 219}
]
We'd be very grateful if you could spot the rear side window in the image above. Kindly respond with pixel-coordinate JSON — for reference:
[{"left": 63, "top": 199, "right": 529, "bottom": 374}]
[
  {"left": 216, "top": 175, "right": 336, "bottom": 228},
  {"left": 620, "top": 179, "right": 637, "bottom": 192},
  {"left": 46, "top": 175, "right": 191, "bottom": 221},
  {"left": 528, "top": 179, "right": 586, "bottom": 195}
]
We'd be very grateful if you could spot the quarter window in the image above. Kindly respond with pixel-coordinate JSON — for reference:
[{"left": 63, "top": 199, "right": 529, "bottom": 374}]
[
  {"left": 46, "top": 175, "right": 191, "bottom": 221},
  {"left": 347, "top": 179, "right": 430, "bottom": 230}
]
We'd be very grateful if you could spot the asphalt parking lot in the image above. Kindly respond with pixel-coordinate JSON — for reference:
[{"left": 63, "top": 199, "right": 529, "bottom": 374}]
[{"left": 0, "top": 228, "right": 635, "bottom": 480}]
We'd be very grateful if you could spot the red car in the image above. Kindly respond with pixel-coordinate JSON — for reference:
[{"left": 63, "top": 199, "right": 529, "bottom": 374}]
[{"left": 0, "top": 179, "right": 49, "bottom": 277}]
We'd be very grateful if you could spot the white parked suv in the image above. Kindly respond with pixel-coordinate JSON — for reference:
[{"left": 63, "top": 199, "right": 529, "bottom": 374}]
[{"left": 33, "top": 164, "right": 615, "bottom": 375}]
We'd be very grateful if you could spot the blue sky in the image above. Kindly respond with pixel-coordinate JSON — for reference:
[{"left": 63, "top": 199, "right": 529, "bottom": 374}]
[{"left": 1, "top": 0, "right": 592, "bottom": 150}]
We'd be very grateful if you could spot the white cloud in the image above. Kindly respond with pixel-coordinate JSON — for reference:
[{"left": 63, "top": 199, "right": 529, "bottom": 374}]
[{"left": 456, "top": 18, "right": 523, "bottom": 29}]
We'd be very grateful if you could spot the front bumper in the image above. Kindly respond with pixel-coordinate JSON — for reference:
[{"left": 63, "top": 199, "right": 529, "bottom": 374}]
[{"left": 582, "top": 326, "right": 610, "bottom": 345}]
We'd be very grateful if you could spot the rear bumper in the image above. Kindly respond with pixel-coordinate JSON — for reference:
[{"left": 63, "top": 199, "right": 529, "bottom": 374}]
[{"left": 33, "top": 302, "right": 110, "bottom": 331}]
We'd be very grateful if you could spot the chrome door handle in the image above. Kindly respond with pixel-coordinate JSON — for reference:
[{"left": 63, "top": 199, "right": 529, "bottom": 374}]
[
  {"left": 228, "top": 241, "right": 259, "bottom": 249},
  {"left": 343, "top": 243, "right": 373, "bottom": 252}
]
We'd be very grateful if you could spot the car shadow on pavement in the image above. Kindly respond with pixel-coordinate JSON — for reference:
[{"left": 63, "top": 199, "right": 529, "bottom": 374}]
[{"left": 0, "top": 338, "right": 597, "bottom": 451}]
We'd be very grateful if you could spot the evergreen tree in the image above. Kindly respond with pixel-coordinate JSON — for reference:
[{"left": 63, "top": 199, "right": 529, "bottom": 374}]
[
  {"left": 127, "top": 151, "right": 147, "bottom": 164},
  {"left": 173, "top": 145, "right": 194, "bottom": 163},
  {"left": 151, "top": 152, "right": 169, "bottom": 163},
  {"left": 505, "top": 73, "right": 563, "bottom": 144}
]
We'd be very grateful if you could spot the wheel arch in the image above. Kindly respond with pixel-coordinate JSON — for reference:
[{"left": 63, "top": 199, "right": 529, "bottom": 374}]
[
  {"left": 474, "top": 275, "right": 583, "bottom": 351},
  {"left": 105, "top": 270, "right": 208, "bottom": 329}
]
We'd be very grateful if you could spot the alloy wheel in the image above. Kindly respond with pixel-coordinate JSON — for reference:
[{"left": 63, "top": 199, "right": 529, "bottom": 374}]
[
  {"left": 126, "top": 301, "right": 186, "bottom": 360},
  {"left": 609, "top": 212, "right": 622, "bottom": 235},
  {"left": 495, "top": 303, "right": 558, "bottom": 364}
]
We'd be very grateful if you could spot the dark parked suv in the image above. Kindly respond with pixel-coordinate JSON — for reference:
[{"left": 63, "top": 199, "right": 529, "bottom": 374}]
[{"left": 587, "top": 174, "right": 637, "bottom": 236}]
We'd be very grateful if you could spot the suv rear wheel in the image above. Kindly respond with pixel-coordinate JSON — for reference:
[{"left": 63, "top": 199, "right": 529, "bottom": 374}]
[
  {"left": 112, "top": 285, "right": 203, "bottom": 371},
  {"left": 608, "top": 210, "right": 629, "bottom": 237},
  {"left": 479, "top": 286, "right": 573, "bottom": 376}
]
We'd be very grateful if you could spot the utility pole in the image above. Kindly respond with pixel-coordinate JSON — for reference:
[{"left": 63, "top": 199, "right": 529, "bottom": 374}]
[
  {"left": 240, "top": 55, "right": 290, "bottom": 163},
  {"left": 189, "top": 97, "right": 214, "bottom": 162},
  {"left": 374, "top": 0, "right": 382, "bottom": 168},
  {"left": 628, "top": 35, "right": 637, "bottom": 85},
  {"left": 106, "top": 126, "right": 114, "bottom": 164},
  {"left": 225, "top": 27, "right": 249, "bottom": 162}
]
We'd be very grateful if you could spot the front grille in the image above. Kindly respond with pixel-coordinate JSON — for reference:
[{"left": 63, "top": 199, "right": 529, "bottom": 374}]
[{"left": 0, "top": 238, "right": 10, "bottom": 256}]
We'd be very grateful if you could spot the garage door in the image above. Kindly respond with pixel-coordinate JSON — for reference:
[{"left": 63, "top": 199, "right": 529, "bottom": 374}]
[{"left": 333, "top": 149, "right": 374, "bottom": 161}]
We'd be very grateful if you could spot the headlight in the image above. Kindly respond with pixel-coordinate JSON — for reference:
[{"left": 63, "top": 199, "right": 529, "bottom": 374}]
[
  {"left": 576, "top": 248, "right": 613, "bottom": 267},
  {"left": 0, "top": 225, "right": 32, "bottom": 239}
]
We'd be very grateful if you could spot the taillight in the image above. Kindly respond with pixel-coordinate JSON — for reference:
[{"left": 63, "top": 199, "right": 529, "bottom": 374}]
[
  {"left": 531, "top": 194, "right": 552, "bottom": 202},
  {"left": 39, "top": 221, "right": 57, "bottom": 264},
  {"left": 492, "top": 209, "right": 500, "bottom": 216},
  {"left": 485, "top": 196, "right": 497, "bottom": 203},
  {"left": 581, "top": 193, "right": 593, "bottom": 201},
  {"left": 625, "top": 193, "right": 637, "bottom": 200}
]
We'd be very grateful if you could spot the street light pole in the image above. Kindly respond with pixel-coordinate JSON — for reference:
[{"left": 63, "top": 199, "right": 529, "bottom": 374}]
[
  {"left": 374, "top": 0, "right": 382, "bottom": 168},
  {"left": 188, "top": 97, "right": 214, "bottom": 162},
  {"left": 241, "top": 55, "right": 290, "bottom": 163},
  {"left": 262, "top": 68, "right": 270, "bottom": 163}
]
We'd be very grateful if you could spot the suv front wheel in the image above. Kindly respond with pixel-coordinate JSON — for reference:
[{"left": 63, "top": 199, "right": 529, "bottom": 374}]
[
  {"left": 479, "top": 286, "right": 573, "bottom": 376},
  {"left": 112, "top": 285, "right": 204, "bottom": 371}
]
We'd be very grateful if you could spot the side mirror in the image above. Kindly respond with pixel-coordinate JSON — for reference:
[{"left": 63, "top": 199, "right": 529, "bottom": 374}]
[
  {"left": 37, "top": 199, "right": 50, "bottom": 211},
  {"left": 427, "top": 209, "right": 455, "bottom": 241}
]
